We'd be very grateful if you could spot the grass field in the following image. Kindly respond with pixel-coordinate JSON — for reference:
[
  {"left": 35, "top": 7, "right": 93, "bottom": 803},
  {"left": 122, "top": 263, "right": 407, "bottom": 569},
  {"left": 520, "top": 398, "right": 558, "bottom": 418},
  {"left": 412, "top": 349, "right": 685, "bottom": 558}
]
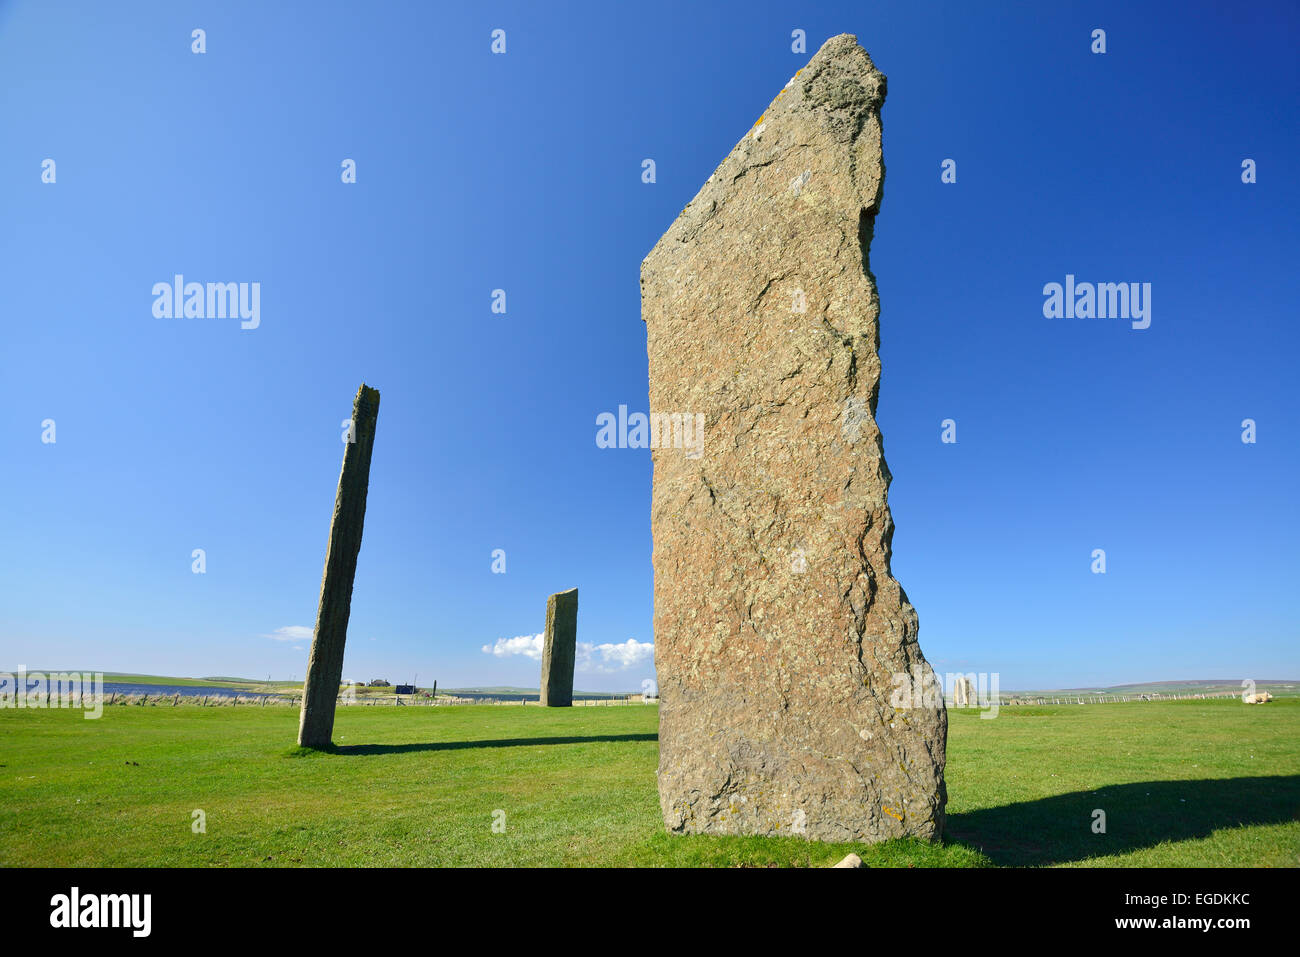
[{"left": 1, "top": 698, "right": 1296, "bottom": 867}]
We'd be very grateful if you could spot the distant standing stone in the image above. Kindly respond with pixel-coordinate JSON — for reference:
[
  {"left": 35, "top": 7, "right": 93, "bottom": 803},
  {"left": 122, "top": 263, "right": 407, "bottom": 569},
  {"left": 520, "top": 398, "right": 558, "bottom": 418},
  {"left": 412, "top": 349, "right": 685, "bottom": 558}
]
[
  {"left": 954, "top": 676, "right": 975, "bottom": 707},
  {"left": 298, "top": 384, "right": 380, "bottom": 748},
  {"left": 539, "top": 588, "right": 578, "bottom": 707}
]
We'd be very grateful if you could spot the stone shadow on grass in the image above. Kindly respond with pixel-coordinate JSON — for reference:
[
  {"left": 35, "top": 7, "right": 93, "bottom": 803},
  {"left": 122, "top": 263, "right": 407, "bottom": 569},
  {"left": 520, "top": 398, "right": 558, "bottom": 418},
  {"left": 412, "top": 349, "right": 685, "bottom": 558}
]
[
  {"left": 945, "top": 775, "right": 1300, "bottom": 866},
  {"left": 323, "top": 733, "right": 658, "bottom": 756}
]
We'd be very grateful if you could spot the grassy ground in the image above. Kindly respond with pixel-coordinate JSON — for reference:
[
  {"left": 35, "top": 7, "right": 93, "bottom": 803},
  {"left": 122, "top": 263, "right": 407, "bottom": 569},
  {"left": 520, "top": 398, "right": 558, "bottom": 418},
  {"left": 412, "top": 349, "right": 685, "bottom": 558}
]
[{"left": 1, "top": 698, "right": 1296, "bottom": 867}]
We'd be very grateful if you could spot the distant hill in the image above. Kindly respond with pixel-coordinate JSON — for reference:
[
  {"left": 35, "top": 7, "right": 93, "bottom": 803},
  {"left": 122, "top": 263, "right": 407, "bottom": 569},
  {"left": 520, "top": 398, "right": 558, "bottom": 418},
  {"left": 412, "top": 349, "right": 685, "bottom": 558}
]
[
  {"left": 10, "top": 673, "right": 638, "bottom": 697},
  {"left": 31, "top": 671, "right": 1291, "bottom": 700},
  {"left": 1006, "top": 679, "right": 1298, "bottom": 696},
  {"left": 10, "top": 672, "right": 300, "bottom": 690},
  {"left": 441, "top": 686, "right": 639, "bottom": 699}
]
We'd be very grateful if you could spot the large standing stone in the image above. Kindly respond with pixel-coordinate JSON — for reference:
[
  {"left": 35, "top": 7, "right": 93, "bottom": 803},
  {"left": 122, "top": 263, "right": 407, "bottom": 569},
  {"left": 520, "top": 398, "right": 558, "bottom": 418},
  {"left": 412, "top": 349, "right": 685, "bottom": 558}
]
[
  {"left": 539, "top": 588, "right": 578, "bottom": 707},
  {"left": 641, "top": 34, "right": 946, "bottom": 842},
  {"left": 298, "top": 384, "right": 380, "bottom": 748}
]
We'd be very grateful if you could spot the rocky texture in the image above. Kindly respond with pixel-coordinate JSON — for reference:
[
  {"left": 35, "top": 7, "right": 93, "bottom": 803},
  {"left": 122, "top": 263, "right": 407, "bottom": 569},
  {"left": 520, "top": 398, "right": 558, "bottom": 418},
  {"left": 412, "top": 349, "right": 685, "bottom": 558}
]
[
  {"left": 641, "top": 34, "right": 946, "bottom": 842},
  {"left": 539, "top": 588, "right": 578, "bottom": 707},
  {"left": 298, "top": 384, "right": 380, "bottom": 748}
]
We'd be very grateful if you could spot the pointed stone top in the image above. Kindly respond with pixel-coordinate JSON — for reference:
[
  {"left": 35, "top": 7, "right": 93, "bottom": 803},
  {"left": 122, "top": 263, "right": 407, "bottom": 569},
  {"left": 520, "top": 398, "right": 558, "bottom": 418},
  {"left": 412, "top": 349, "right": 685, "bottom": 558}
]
[
  {"left": 810, "top": 33, "right": 877, "bottom": 67},
  {"left": 643, "top": 34, "right": 886, "bottom": 270},
  {"left": 354, "top": 384, "right": 380, "bottom": 419},
  {"left": 790, "top": 34, "right": 885, "bottom": 135}
]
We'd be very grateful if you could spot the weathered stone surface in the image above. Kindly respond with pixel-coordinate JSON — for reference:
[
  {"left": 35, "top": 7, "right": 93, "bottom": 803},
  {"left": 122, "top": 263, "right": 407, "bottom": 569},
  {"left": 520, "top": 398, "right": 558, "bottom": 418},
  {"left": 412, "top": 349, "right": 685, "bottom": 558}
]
[
  {"left": 642, "top": 34, "right": 946, "bottom": 842},
  {"left": 298, "top": 384, "right": 380, "bottom": 748},
  {"left": 539, "top": 588, "right": 578, "bottom": 707}
]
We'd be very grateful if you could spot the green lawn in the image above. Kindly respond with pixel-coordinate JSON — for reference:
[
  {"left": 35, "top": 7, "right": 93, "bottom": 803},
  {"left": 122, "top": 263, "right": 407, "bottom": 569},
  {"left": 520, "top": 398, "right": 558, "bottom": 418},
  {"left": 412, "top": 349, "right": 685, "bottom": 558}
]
[{"left": 1, "top": 698, "right": 1296, "bottom": 867}]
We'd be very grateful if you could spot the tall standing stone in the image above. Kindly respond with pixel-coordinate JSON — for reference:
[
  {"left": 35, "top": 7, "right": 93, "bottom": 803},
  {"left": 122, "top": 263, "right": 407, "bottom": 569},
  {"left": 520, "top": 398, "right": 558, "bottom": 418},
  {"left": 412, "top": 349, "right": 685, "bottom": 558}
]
[
  {"left": 641, "top": 35, "right": 946, "bottom": 842},
  {"left": 298, "top": 384, "right": 381, "bottom": 748},
  {"left": 539, "top": 588, "right": 578, "bottom": 707}
]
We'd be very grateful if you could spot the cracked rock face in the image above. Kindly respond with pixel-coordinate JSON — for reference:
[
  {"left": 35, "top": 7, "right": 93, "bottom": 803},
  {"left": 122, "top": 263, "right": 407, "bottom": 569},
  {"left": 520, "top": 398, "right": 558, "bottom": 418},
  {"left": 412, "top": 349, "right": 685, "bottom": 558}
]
[{"left": 641, "top": 34, "right": 946, "bottom": 843}]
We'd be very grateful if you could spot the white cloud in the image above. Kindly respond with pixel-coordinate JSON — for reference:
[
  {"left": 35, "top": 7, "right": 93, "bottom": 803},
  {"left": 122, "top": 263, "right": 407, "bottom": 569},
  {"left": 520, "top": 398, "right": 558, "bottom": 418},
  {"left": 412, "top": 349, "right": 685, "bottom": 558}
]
[
  {"left": 480, "top": 634, "right": 655, "bottom": 673},
  {"left": 481, "top": 634, "right": 544, "bottom": 660},
  {"left": 579, "top": 639, "right": 655, "bottom": 673},
  {"left": 265, "top": 625, "right": 312, "bottom": 642}
]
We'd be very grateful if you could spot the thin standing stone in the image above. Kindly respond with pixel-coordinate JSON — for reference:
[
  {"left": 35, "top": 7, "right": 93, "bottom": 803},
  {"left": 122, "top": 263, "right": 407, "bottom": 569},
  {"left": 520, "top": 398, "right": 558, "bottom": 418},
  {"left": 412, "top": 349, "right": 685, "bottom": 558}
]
[{"left": 298, "top": 384, "right": 380, "bottom": 748}]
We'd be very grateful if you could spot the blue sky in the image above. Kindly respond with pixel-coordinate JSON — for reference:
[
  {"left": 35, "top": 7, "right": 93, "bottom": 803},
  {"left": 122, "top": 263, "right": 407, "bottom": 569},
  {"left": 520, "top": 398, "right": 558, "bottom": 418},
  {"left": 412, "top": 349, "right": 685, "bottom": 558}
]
[{"left": 1, "top": 0, "right": 1296, "bottom": 692}]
